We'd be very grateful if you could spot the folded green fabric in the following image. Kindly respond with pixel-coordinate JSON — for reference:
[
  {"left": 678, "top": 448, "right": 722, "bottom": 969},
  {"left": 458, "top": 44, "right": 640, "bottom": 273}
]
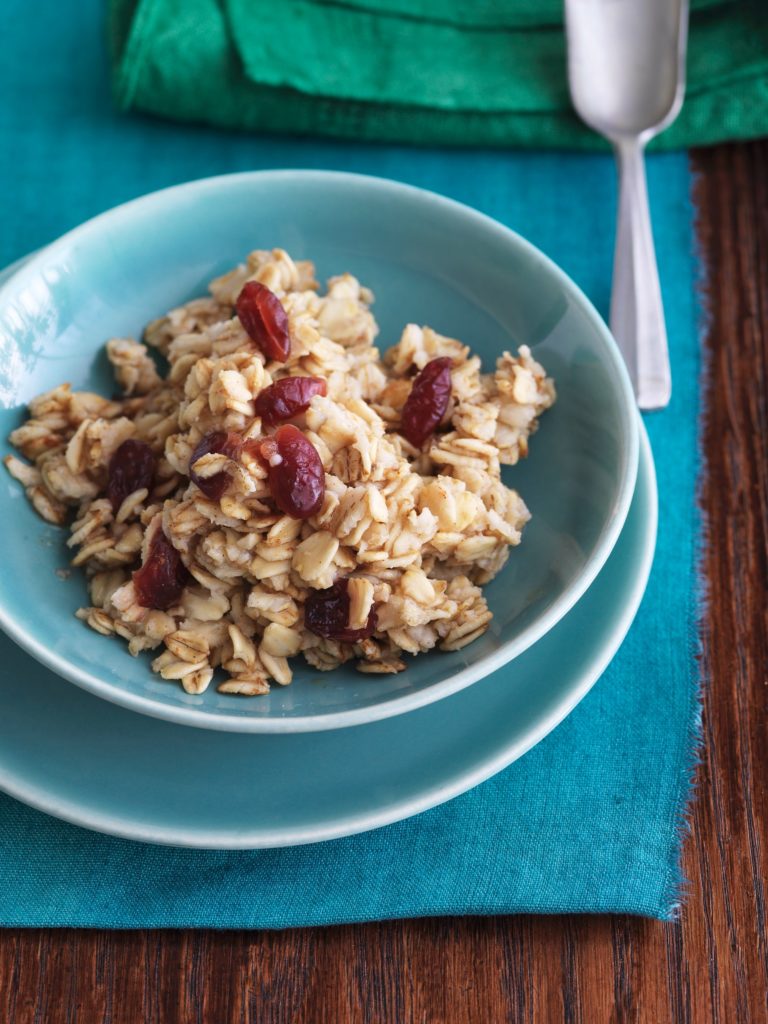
[{"left": 110, "top": 0, "right": 768, "bottom": 148}]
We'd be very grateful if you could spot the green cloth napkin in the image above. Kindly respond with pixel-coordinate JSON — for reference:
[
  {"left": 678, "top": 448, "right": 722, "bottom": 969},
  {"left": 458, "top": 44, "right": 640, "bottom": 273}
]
[{"left": 110, "top": 0, "right": 768, "bottom": 148}]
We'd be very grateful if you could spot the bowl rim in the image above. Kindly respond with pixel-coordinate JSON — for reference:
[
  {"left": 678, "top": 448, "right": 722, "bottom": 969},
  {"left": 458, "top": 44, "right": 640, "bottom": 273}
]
[{"left": 0, "top": 168, "right": 639, "bottom": 733}]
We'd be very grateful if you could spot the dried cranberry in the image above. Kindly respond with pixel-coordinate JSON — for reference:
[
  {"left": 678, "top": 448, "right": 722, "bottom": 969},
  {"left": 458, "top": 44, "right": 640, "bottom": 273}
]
[
  {"left": 189, "top": 430, "right": 243, "bottom": 500},
  {"left": 235, "top": 281, "right": 291, "bottom": 363},
  {"left": 305, "top": 578, "right": 377, "bottom": 643},
  {"left": 133, "top": 529, "right": 189, "bottom": 610},
  {"left": 258, "top": 424, "right": 324, "bottom": 519},
  {"left": 253, "top": 376, "right": 327, "bottom": 426},
  {"left": 107, "top": 439, "right": 155, "bottom": 512},
  {"left": 400, "top": 357, "right": 453, "bottom": 447}
]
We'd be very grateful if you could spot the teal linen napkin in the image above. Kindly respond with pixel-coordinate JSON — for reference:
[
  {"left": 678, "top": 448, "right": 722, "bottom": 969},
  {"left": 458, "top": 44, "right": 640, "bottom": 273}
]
[{"left": 0, "top": 0, "right": 701, "bottom": 924}]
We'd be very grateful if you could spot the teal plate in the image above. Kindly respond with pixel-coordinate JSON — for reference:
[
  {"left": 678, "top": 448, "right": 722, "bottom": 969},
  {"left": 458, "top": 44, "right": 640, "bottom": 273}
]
[
  {"left": 0, "top": 171, "right": 638, "bottom": 731},
  {"left": 0, "top": 425, "right": 655, "bottom": 848}
]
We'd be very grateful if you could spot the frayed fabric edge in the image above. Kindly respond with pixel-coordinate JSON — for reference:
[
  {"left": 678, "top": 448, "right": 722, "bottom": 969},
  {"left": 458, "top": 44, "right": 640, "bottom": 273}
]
[{"left": 658, "top": 157, "right": 713, "bottom": 921}]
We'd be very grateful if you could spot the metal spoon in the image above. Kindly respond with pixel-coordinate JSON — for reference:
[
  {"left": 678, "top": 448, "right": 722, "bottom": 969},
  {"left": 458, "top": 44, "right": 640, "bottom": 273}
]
[{"left": 565, "top": 0, "right": 689, "bottom": 409}]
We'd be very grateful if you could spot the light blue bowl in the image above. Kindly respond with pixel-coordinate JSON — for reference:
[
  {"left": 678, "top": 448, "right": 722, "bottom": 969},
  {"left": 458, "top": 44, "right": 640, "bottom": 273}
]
[{"left": 0, "top": 171, "right": 638, "bottom": 733}]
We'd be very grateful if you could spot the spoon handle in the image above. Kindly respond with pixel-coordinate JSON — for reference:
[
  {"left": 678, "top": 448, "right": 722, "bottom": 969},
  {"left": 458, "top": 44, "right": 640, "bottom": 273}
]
[{"left": 610, "top": 137, "right": 672, "bottom": 409}]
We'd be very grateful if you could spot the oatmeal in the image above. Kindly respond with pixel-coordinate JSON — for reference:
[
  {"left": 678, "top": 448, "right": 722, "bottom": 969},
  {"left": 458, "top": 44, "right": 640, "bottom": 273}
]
[{"left": 4, "top": 249, "right": 555, "bottom": 696}]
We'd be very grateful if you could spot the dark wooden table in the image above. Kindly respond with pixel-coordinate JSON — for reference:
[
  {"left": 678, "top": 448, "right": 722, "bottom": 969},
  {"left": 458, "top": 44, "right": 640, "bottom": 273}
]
[{"left": 0, "top": 141, "right": 765, "bottom": 1024}]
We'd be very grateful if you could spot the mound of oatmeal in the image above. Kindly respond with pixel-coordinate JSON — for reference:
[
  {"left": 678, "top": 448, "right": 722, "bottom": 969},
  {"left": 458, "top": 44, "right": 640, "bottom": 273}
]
[{"left": 4, "top": 249, "right": 555, "bottom": 696}]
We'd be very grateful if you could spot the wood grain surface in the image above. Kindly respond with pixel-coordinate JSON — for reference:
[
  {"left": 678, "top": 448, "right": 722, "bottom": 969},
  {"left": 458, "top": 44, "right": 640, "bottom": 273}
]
[{"left": 0, "top": 141, "right": 766, "bottom": 1024}]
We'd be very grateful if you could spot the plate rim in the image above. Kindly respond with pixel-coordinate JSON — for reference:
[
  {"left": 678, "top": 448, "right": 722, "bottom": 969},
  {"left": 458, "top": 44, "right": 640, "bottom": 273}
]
[
  {"left": 0, "top": 423, "right": 656, "bottom": 849},
  {"left": 0, "top": 169, "right": 639, "bottom": 733}
]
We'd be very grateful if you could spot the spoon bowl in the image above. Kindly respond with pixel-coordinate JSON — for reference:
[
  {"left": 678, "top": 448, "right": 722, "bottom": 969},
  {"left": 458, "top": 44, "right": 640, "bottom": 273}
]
[{"left": 567, "top": 0, "right": 687, "bottom": 140}]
